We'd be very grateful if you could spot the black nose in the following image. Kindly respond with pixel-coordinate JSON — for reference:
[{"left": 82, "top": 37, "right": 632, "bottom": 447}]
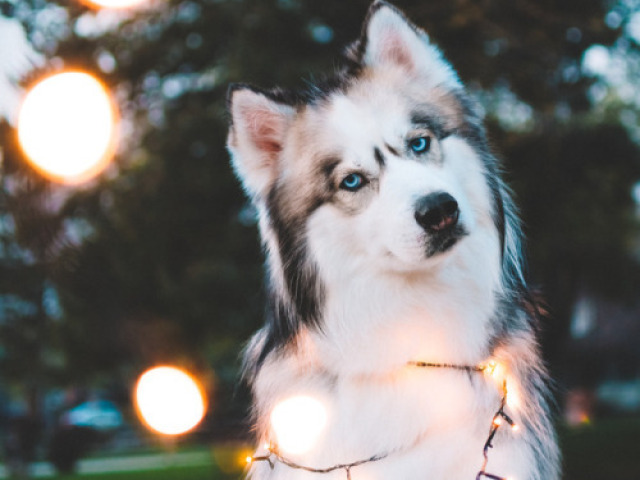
[{"left": 414, "top": 192, "right": 459, "bottom": 232}]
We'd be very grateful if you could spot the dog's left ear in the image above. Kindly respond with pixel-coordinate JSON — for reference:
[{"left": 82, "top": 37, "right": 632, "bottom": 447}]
[
  {"left": 357, "top": 1, "right": 459, "bottom": 87},
  {"left": 226, "top": 85, "right": 296, "bottom": 200}
]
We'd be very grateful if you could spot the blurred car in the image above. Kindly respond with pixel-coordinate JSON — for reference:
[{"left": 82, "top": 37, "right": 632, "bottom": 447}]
[
  {"left": 64, "top": 399, "right": 124, "bottom": 431},
  {"left": 48, "top": 399, "right": 124, "bottom": 473}
]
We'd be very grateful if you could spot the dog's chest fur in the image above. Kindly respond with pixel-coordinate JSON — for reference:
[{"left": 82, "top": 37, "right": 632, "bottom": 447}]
[
  {"left": 249, "top": 333, "right": 536, "bottom": 480},
  {"left": 247, "top": 264, "right": 535, "bottom": 480}
]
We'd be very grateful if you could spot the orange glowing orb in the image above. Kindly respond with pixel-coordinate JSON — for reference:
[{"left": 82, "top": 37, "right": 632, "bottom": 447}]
[
  {"left": 83, "top": 0, "right": 149, "bottom": 8},
  {"left": 270, "top": 395, "right": 328, "bottom": 455},
  {"left": 17, "top": 72, "right": 117, "bottom": 185},
  {"left": 135, "top": 366, "right": 206, "bottom": 436}
]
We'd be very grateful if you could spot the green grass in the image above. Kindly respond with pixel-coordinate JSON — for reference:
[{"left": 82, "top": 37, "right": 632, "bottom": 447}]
[
  {"left": 49, "top": 444, "right": 249, "bottom": 480},
  {"left": 54, "top": 465, "right": 229, "bottom": 480},
  {"left": 45, "top": 418, "right": 640, "bottom": 480}
]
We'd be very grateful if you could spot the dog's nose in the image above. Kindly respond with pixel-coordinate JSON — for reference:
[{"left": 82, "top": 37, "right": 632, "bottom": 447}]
[{"left": 414, "top": 192, "right": 459, "bottom": 232}]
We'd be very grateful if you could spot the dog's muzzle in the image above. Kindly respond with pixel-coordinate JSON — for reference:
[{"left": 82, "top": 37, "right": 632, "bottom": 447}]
[
  {"left": 414, "top": 192, "right": 460, "bottom": 233},
  {"left": 415, "top": 192, "right": 465, "bottom": 256}
]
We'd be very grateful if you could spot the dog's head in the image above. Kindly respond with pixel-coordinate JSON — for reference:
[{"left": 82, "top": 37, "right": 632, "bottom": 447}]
[{"left": 227, "top": 1, "right": 525, "bottom": 350}]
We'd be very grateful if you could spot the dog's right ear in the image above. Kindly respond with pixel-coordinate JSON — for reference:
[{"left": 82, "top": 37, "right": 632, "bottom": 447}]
[
  {"left": 351, "top": 1, "right": 459, "bottom": 88},
  {"left": 227, "top": 85, "right": 296, "bottom": 200}
]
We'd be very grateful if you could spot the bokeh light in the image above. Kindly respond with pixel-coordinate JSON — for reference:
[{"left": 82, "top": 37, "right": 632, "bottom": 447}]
[
  {"left": 270, "top": 395, "right": 328, "bottom": 455},
  {"left": 17, "top": 72, "right": 117, "bottom": 185},
  {"left": 212, "top": 444, "right": 255, "bottom": 474},
  {"left": 83, "top": 0, "right": 149, "bottom": 8},
  {"left": 135, "top": 366, "right": 206, "bottom": 436}
]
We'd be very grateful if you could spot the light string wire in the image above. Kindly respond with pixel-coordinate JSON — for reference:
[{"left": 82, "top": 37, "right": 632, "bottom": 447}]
[
  {"left": 251, "top": 447, "right": 387, "bottom": 480},
  {"left": 248, "top": 360, "right": 517, "bottom": 480}
]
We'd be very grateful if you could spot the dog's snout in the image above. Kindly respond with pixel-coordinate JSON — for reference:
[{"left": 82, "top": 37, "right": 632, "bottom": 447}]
[{"left": 414, "top": 192, "right": 459, "bottom": 232}]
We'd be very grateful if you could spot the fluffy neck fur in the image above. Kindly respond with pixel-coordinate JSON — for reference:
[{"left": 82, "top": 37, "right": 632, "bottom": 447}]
[{"left": 304, "top": 208, "right": 503, "bottom": 376}]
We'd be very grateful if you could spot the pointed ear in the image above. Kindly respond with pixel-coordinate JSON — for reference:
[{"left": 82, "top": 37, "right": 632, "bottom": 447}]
[
  {"left": 359, "top": 1, "right": 459, "bottom": 86},
  {"left": 227, "top": 85, "right": 296, "bottom": 199}
]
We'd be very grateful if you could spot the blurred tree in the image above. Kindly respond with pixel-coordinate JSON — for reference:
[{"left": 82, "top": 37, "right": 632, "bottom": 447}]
[
  {"left": 0, "top": 119, "right": 63, "bottom": 471},
  {"left": 493, "top": 121, "right": 640, "bottom": 366},
  {"left": 1, "top": 0, "right": 639, "bottom": 433},
  {"left": 0, "top": 122, "right": 60, "bottom": 386}
]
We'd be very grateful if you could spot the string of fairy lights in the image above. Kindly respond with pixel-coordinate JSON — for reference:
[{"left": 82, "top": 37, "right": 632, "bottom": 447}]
[
  {"left": 251, "top": 449, "right": 386, "bottom": 480},
  {"left": 247, "top": 360, "right": 519, "bottom": 480}
]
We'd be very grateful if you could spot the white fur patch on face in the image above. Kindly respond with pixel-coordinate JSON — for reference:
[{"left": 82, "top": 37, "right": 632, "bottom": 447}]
[
  {"left": 325, "top": 95, "right": 399, "bottom": 161},
  {"left": 440, "top": 136, "right": 496, "bottom": 230}
]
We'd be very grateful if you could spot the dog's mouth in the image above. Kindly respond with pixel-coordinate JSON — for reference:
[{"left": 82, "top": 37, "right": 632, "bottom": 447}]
[{"left": 425, "top": 226, "right": 468, "bottom": 258}]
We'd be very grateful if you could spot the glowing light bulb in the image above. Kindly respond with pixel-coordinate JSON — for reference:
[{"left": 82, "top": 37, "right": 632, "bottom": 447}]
[
  {"left": 18, "top": 72, "right": 117, "bottom": 184},
  {"left": 506, "top": 382, "right": 521, "bottom": 410},
  {"left": 246, "top": 456, "right": 253, "bottom": 464},
  {"left": 511, "top": 424, "right": 520, "bottom": 432},
  {"left": 491, "top": 363, "right": 505, "bottom": 380},
  {"left": 493, "top": 416, "right": 503, "bottom": 427},
  {"left": 483, "top": 360, "right": 498, "bottom": 376},
  {"left": 135, "top": 366, "right": 206, "bottom": 435},
  {"left": 270, "top": 395, "right": 328, "bottom": 455}
]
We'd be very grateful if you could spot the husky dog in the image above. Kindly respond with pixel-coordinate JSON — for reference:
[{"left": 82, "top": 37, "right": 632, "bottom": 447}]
[{"left": 227, "top": 2, "right": 560, "bottom": 479}]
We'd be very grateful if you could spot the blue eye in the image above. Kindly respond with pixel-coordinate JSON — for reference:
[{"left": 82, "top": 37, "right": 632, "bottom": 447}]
[
  {"left": 409, "top": 136, "right": 431, "bottom": 154},
  {"left": 340, "top": 173, "right": 365, "bottom": 191}
]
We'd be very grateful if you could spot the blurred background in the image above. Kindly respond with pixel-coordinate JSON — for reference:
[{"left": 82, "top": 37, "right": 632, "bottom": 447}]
[{"left": 0, "top": 0, "right": 639, "bottom": 478}]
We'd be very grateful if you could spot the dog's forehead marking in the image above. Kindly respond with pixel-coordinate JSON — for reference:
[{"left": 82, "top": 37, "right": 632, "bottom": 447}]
[
  {"left": 323, "top": 93, "right": 405, "bottom": 166},
  {"left": 374, "top": 147, "right": 386, "bottom": 167}
]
